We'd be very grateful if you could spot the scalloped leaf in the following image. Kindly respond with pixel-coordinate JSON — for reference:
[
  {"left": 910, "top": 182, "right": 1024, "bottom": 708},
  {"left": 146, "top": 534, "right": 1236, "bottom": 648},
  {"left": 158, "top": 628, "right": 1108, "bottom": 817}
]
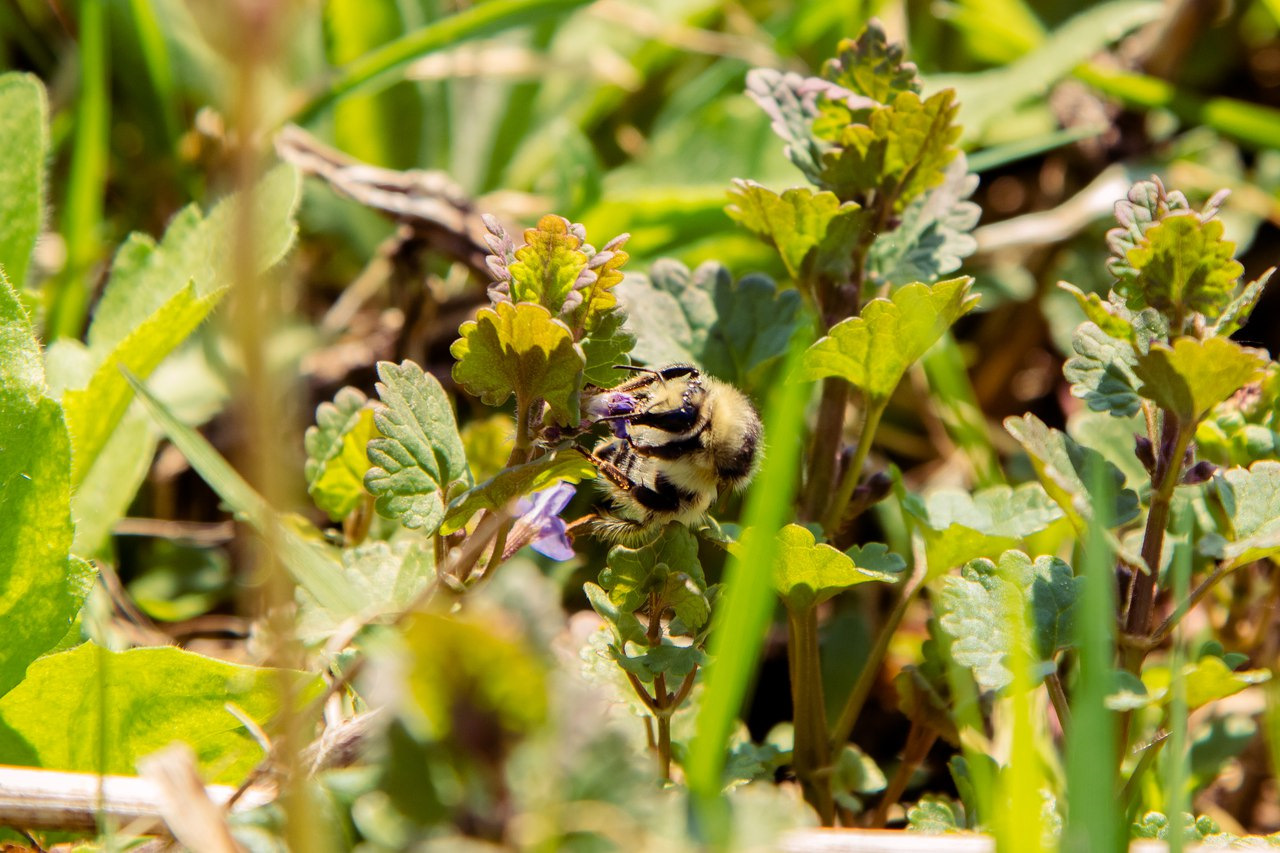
[
  {"left": 505, "top": 214, "right": 589, "bottom": 314},
  {"left": 1205, "top": 461, "right": 1280, "bottom": 569},
  {"left": 304, "top": 386, "right": 374, "bottom": 521},
  {"left": 771, "top": 524, "right": 902, "bottom": 611},
  {"left": 441, "top": 452, "right": 596, "bottom": 535},
  {"left": 617, "top": 260, "right": 800, "bottom": 391},
  {"left": 0, "top": 274, "right": 94, "bottom": 699},
  {"left": 1141, "top": 655, "right": 1271, "bottom": 711},
  {"left": 365, "top": 360, "right": 471, "bottom": 533},
  {"left": 581, "top": 308, "right": 635, "bottom": 387},
  {"left": 450, "top": 301, "right": 584, "bottom": 425},
  {"left": 868, "top": 153, "right": 979, "bottom": 287},
  {"left": 1132, "top": 337, "right": 1267, "bottom": 427},
  {"left": 1209, "top": 269, "right": 1274, "bottom": 337},
  {"left": 599, "top": 525, "right": 707, "bottom": 630},
  {"left": 1005, "top": 414, "right": 1140, "bottom": 534},
  {"left": 1064, "top": 322, "right": 1143, "bottom": 418},
  {"left": 797, "top": 277, "right": 978, "bottom": 404},
  {"left": 1121, "top": 213, "right": 1243, "bottom": 324},
  {"left": 725, "top": 180, "right": 868, "bottom": 286},
  {"left": 1106, "top": 178, "right": 1196, "bottom": 286},
  {"left": 0, "top": 643, "right": 322, "bottom": 783},
  {"left": 822, "top": 21, "right": 921, "bottom": 102},
  {"left": 744, "top": 68, "right": 828, "bottom": 185},
  {"left": 0, "top": 73, "right": 47, "bottom": 288},
  {"left": 818, "top": 89, "right": 962, "bottom": 211},
  {"left": 568, "top": 234, "right": 630, "bottom": 333},
  {"left": 937, "top": 551, "right": 1079, "bottom": 692},
  {"left": 297, "top": 541, "right": 434, "bottom": 641}
]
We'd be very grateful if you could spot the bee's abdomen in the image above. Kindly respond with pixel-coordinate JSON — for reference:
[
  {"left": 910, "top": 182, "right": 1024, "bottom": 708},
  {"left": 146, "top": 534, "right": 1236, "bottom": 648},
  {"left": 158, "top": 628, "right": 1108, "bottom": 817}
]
[
  {"left": 716, "top": 428, "right": 759, "bottom": 484},
  {"left": 632, "top": 472, "right": 702, "bottom": 513}
]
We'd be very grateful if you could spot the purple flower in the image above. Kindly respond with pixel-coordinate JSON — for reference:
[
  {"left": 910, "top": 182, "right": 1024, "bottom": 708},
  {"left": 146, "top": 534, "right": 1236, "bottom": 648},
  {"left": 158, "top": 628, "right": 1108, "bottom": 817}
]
[
  {"left": 586, "top": 391, "right": 637, "bottom": 439},
  {"left": 511, "top": 482, "right": 577, "bottom": 560}
]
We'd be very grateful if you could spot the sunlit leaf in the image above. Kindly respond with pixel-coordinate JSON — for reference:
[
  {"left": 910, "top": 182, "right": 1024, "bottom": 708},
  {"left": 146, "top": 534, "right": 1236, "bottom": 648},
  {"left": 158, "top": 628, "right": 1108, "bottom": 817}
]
[
  {"left": 869, "top": 154, "right": 979, "bottom": 287},
  {"left": 822, "top": 21, "right": 921, "bottom": 102},
  {"left": 599, "top": 525, "right": 708, "bottom": 630},
  {"left": 1123, "top": 213, "right": 1243, "bottom": 324},
  {"left": 0, "top": 643, "right": 321, "bottom": 783},
  {"left": 1133, "top": 337, "right": 1268, "bottom": 427},
  {"left": 441, "top": 452, "right": 595, "bottom": 535},
  {"left": 1064, "top": 322, "right": 1143, "bottom": 418},
  {"left": 1142, "top": 655, "right": 1272, "bottom": 711},
  {"left": 580, "top": 308, "right": 635, "bottom": 387},
  {"left": 744, "top": 68, "right": 828, "bottom": 185},
  {"left": 366, "top": 360, "right": 471, "bottom": 533},
  {"left": 770, "top": 524, "right": 902, "bottom": 611},
  {"left": 725, "top": 180, "right": 867, "bottom": 285},
  {"left": 1204, "top": 461, "right": 1280, "bottom": 569},
  {"left": 507, "top": 214, "right": 590, "bottom": 314},
  {"left": 797, "top": 277, "right": 978, "bottom": 403},
  {"left": 297, "top": 541, "right": 434, "bottom": 641},
  {"left": 304, "top": 386, "right": 375, "bottom": 521},
  {"left": 0, "top": 73, "right": 47, "bottom": 288},
  {"left": 450, "top": 301, "right": 584, "bottom": 425}
]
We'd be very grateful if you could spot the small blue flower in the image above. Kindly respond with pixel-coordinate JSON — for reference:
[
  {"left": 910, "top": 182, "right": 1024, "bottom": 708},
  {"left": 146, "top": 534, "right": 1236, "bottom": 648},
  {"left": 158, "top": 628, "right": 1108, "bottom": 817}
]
[
  {"left": 512, "top": 482, "right": 577, "bottom": 560},
  {"left": 587, "top": 391, "right": 637, "bottom": 438}
]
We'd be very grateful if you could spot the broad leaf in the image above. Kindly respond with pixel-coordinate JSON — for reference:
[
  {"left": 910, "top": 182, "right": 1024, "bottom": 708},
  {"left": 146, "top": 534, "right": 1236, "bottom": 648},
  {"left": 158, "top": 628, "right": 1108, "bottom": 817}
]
[
  {"left": 297, "top": 541, "right": 434, "bottom": 641},
  {"left": 129, "top": 374, "right": 366, "bottom": 617},
  {"left": 745, "top": 68, "right": 828, "bottom": 185},
  {"left": 1122, "top": 213, "right": 1241, "bottom": 324},
  {"left": 617, "top": 260, "right": 801, "bottom": 391},
  {"left": 1005, "top": 414, "right": 1140, "bottom": 533},
  {"left": 612, "top": 643, "right": 705, "bottom": 682},
  {"left": 725, "top": 181, "right": 867, "bottom": 285},
  {"left": 366, "top": 360, "right": 471, "bottom": 533},
  {"left": 1141, "top": 655, "right": 1271, "bottom": 711},
  {"left": 937, "top": 551, "right": 1079, "bottom": 692},
  {"left": 907, "top": 796, "right": 966, "bottom": 833},
  {"left": 507, "top": 214, "right": 590, "bottom": 314},
  {"left": 304, "top": 386, "right": 375, "bottom": 521},
  {"left": 1132, "top": 337, "right": 1267, "bottom": 427},
  {"left": 441, "top": 452, "right": 596, "bottom": 535},
  {"left": 0, "top": 275, "right": 94, "bottom": 698},
  {"left": 796, "top": 277, "right": 978, "bottom": 404},
  {"left": 1106, "top": 178, "right": 1200, "bottom": 284},
  {"left": 1204, "top": 461, "right": 1280, "bottom": 569},
  {"left": 450, "top": 301, "right": 584, "bottom": 425},
  {"left": 581, "top": 308, "right": 635, "bottom": 387},
  {"left": 1064, "top": 322, "right": 1142, "bottom": 417},
  {"left": 821, "top": 21, "right": 921, "bottom": 102},
  {"left": 0, "top": 643, "right": 321, "bottom": 783},
  {"left": 0, "top": 73, "right": 47, "bottom": 287},
  {"left": 868, "top": 153, "right": 979, "bottom": 287},
  {"left": 600, "top": 525, "right": 710, "bottom": 631},
  {"left": 832, "top": 744, "right": 888, "bottom": 811},
  {"left": 771, "top": 524, "right": 902, "bottom": 611}
]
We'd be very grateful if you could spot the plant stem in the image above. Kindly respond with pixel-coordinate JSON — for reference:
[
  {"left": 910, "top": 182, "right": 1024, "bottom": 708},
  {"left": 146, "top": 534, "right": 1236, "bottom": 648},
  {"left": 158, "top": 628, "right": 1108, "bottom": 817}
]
[
  {"left": 803, "top": 379, "right": 850, "bottom": 522},
  {"left": 1120, "top": 725, "right": 1170, "bottom": 815},
  {"left": 869, "top": 718, "right": 938, "bottom": 828},
  {"left": 788, "top": 605, "right": 834, "bottom": 824},
  {"left": 829, "top": 565, "right": 922, "bottom": 751},
  {"left": 1045, "top": 670, "right": 1072, "bottom": 733},
  {"left": 823, "top": 399, "right": 887, "bottom": 536},
  {"left": 1148, "top": 563, "right": 1229, "bottom": 649},
  {"left": 646, "top": 593, "right": 673, "bottom": 782}
]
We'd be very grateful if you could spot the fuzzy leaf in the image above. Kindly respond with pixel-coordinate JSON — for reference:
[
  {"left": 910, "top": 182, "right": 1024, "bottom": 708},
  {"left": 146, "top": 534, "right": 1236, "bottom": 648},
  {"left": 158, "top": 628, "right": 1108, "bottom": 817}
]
[
  {"left": 583, "top": 582, "right": 647, "bottom": 646},
  {"left": 1206, "top": 461, "right": 1280, "bottom": 569},
  {"left": 304, "top": 387, "right": 375, "bottom": 521},
  {"left": 450, "top": 301, "right": 584, "bottom": 425},
  {"left": 507, "top": 214, "right": 590, "bottom": 314},
  {"left": 1121, "top": 213, "right": 1243, "bottom": 324},
  {"left": 1209, "top": 269, "right": 1274, "bottom": 338},
  {"left": 1006, "top": 414, "right": 1140, "bottom": 535},
  {"left": 822, "top": 21, "right": 920, "bottom": 102},
  {"left": 581, "top": 309, "right": 635, "bottom": 387},
  {"left": 818, "top": 89, "right": 962, "bottom": 211},
  {"left": 1064, "top": 322, "right": 1143, "bottom": 417},
  {"left": 0, "top": 275, "right": 94, "bottom": 699},
  {"left": 797, "top": 277, "right": 978, "bottom": 403},
  {"left": 907, "top": 483, "right": 1065, "bottom": 579},
  {"left": 771, "top": 524, "right": 902, "bottom": 611},
  {"left": 937, "top": 551, "right": 1079, "bottom": 692},
  {"left": 568, "top": 234, "right": 631, "bottom": 332},
  {"left": 1133, "top": 337, "right": 1267, "bottom": 427},
  {"left": 725, "top": 180, "right": 867, "bottom": 284},
  {"left": 599, "top": 525, "right": 707, "bottom": 624},
  {"left": 1106, "top": 178, "right": 1197, "bottom": 285},
  {"left": 0, "top": 643, "right": 321, "bottom": 783},
  {"left": 617, "top": 260, "right": 800, "bottom": 391},
  {"left": 441, "top": 452, "right": 596, "bottom": 535},
  {"left": 365, "top": 360, "right": 471, "bottom": 533},
  {"left": 868, "top": 153, "right": 979, "bottom": 287},
  {"left": 0, "top": 73, "right": 47, "bottom": 288},
  {"left": 745, "top": 69, "right": 828, "bottom": 185}
]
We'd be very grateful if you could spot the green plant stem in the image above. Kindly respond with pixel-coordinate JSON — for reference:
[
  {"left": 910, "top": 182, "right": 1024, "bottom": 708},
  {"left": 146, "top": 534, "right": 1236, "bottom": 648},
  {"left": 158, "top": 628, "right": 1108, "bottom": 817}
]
[
  {"left": 823, "top": 399, "right": 886, "bottom": 535},
  {"left": 1120, "top": 725, "right": 1170, "bottom": 816},
  {"left": 647, "top": 593, "right": 673, "bottom": 782},
  {"left": 289, "top": 0, "right": 591, "bottom": 126},
  {"left": 803, "top": 378, "right": 850, "bottom": 522},
  {"left": 1045, "top": 670, "right": 1072, "bottom": 733},
  {"left": 788, "top": 604, "right": 834, "bottom": 824},
  {"left": 1122, "top": 415, "right": 1192, "bottom": 674},
  {"left": 829, "top": 568, "right": 921, "bottom": 751},
  {"left": 869, "top": 717, "right": 938, "bottom": 828}
]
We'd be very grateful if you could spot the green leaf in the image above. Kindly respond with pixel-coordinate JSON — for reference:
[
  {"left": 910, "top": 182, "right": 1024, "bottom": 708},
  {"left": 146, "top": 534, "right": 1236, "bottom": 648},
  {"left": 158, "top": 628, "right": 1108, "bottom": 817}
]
[
  {"left": 907, "top": 483, "right": 1065, "bottom": 579},
  {"left": 0, "top": 73, "right": 47, "bottom": 288},
  {"left": 832, "top": 744, "right": 887, "bottom": 812},
  {"left": 0, "top": 643, "right": 321, "bottom": 783},
  {"left": 771, "top": 524, "right": 901, "bottom": 611},
  {"left": 907, "top": 795, "right": 966, "bottom": 833},
  {"left": 297, "top": 541, "right": 434, "bottom": 641},
  {"left": 72, "top": 407, "right": 156, "bottom": 556},
  {"left": 1063, "top": 322, "right": 1143, "bottom": 418},
  {"left": 580, "top": 308, "right": 635, "bottom": 387},
  {"left": 569, "top": 233, "right": 631, "bottom": 333},
  {"left": 64, "top": 283, "right": 226, "bottom": 487},
  {"left": 0, "top": 275, "right": 93, "bottom": 699},
  {"left": 1106, "top": 178, "right": 1199, "bottom": 283},
  {"left": 797, "top": 277, "right": 978, "bottom": 403},
  {"left": 600, "top": 525, "right": 706, "bottom": 621},
  {"left": 822, "top": 21, "right": 921, "bottom": 102},
  {"left": 128, "top": 373, "right": 366, "bottom": 617},
  {"left": 506, "top": 214, "right": 590, "bottom": 314},
  {"left": 87, "top": 163, "right": 300, "bottom": 356},
  {"left": 1133, "top": 337, "right": 1267, "bottom": 427},
  {"left": 365, "top": 360, "right": 472, "bottom": 533},
  {"left": 304, "top": 386, "right": 375, "bottom": 521},
  {"left": 583, "top": 582, "right": 646, "bottom": 646},
  {"left": 818, "top": 89, "right": 962, "bottom": 211},
  {"left": 1142, "top": 655, "right": 1272, "bottom": 711},
  {"left": 1005, "top": 413, "right": 1140, "bottom": 532},
  {"left": 441, "top": 452, "right": 596, "bottom": 535},
  {"left": 617, "top": 260, "right": 801, "bottom": 391},
  {"left": 1209, "top": 269, "right": 1274, "bottom": 338},
  {"left": 1123, "top": 213, "right": 1243, "bottom": 324},
  {"left": 1206, "top": 461, "right": 1280, "bottom": 569},
  {"left": 612, "top": 643, "right": 705, "bottom": 682},
  {"left": 867, "top": 154, "right": 979, "bottom": 287},
  {"left": 450, "top": 301, "right": 584, "bottom": 424},
  {"left": 745, "top": 68, "right": 828, "bottom": 186},
  {"left": 937, "top": 551, "right": 1079, "bottom": 692},
  {"left": 725, "top": 181, "right": 867, "bottom": 285}
]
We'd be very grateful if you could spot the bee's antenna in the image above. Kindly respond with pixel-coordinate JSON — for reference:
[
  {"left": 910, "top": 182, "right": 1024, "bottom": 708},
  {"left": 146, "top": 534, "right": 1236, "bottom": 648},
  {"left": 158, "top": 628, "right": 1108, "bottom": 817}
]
[{"left": 612, "top": 363, "right": 661, "bottom": 377}]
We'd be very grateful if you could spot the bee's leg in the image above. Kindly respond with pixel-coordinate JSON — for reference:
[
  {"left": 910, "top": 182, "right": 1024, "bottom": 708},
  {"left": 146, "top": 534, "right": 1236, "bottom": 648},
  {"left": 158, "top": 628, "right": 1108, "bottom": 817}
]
[{"left": 573, "top": 446, "right": 635, "bottom": 492}]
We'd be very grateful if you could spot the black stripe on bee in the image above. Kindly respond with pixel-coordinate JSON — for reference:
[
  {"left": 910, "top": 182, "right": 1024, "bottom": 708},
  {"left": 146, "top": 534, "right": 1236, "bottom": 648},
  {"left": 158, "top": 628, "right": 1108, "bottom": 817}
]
[
  {"left": 631, "top": 473, "right": 701, "bottom": 513},
  {"left": 716, "top": 431, "right": 759, "bottom": 482},
  {"left": 629, "top": 429, "right": 706, "bottom": 460},
  {"left": 628, "top": 402, "right": 700, "bottom": 433}
]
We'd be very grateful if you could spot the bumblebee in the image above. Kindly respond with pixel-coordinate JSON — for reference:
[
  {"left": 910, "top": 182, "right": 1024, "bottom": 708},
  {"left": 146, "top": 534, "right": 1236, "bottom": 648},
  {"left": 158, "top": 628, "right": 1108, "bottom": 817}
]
[{"left": 578, "top": 364, "right": 762, "bottom": 543}]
